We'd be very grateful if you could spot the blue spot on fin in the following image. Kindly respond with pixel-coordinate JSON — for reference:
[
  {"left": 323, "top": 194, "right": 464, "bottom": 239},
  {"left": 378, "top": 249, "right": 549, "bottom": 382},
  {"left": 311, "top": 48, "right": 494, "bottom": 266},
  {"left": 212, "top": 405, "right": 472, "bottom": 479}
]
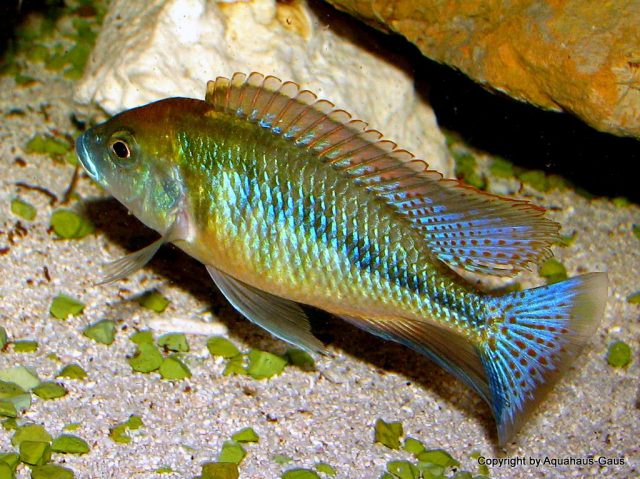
[{"left": 481, "top": 272, "right": 607, "bottom": 444}]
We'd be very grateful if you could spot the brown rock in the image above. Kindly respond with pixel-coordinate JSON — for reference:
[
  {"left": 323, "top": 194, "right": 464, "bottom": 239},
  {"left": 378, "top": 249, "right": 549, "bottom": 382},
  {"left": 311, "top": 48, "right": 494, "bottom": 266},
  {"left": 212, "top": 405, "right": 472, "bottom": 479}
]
[{"left": 324, "top": 0, "right": 640, "bottom": 139}]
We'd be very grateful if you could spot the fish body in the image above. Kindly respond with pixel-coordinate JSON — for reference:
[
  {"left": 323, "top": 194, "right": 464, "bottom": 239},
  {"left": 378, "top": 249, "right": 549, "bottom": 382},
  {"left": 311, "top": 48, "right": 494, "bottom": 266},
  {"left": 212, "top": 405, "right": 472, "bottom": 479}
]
[{"left": 76, "top": 73, "right": 607, "bottom": 444}]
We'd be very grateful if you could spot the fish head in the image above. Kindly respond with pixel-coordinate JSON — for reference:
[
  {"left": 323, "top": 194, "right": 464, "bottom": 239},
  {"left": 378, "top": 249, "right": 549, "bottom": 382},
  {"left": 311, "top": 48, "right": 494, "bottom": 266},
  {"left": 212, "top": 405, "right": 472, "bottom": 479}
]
[{"left": 75, "top": 98, "right": 195, "bottom": 233}]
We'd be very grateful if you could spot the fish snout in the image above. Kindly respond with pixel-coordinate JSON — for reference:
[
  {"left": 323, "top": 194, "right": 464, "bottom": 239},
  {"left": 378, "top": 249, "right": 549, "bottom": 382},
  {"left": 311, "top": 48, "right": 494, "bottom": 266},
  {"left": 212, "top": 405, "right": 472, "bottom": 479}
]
[{"left": 75, "top": 131, "right": 100, "bottom": 181}]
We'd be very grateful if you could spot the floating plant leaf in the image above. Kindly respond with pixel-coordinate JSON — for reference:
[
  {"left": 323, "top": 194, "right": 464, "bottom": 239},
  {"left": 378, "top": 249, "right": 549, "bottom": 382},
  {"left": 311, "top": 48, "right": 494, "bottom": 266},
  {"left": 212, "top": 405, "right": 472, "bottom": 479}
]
[
  {"left": 246, "top": 350, "right": 287, "bottom": 379},
  {"left": 19, "top": 440, "right": 51, "bottom": 465},
  {"left": 83, "top": 320, "right": 116, "bottom": 345},
  {"left": 11, "top": 424, "right": 52, "bottom": 447},
  {"left": 157, "top": 333, "right": 189, "bottom": 352},
  {"left": 50, "top": 209, "right": 94, "bottom": 239},
  {"left": 417, "top": 449, "right": 460, "bottom": 468},
  {"left": 137, "top": 290, "right": 170, "bottom": 313},
  {"left": 12, "top": 340, "right": 38, "bottom": 353},
  {"left": 538, "top": 258, "right": 568, "bottom": 284},
  {"left": 128, "top": 343, "right": 163, "bottom": 373},
  {"left": 50, "top": 294, "right": 84, "bottom": 320},
  {"left": 130, "top": 330, "right": 154, "bottom": 345},
  {"left": 386, "top": 461, "right": 420, "bottom": 479},
  {"left": 315, "top": 463, "right": 337, "bottom": 476},
  {"left": 26, "top": 134, "right": 71, "bottom": 156},
  {"left": 281, "top": 469, "right": 321, "bottom": 479},
  {"left": 51, "top": 434, "right": 89, "bottom": 454},
  {"left": 374, "top": 419, "right": 403, "bottom": 450},
  {"left": 231, "top": 427, "right": 259, "bottom": 443},
  {"left": 57, "top": 364, "right": 87, "bottom": 380},
  {"left": 207, "top": 337, "right": 240, "bottom": 358},
  {"left": 607, "top": 341, "right": 632, "bottom": 368},
  {"left": 31, "top": 464, "right": 75, "bottom": 479},
  {"left": 32, "top": 382, "right": 67, "bottom": 400},
  {"left": 0, "top": 327, "right": 7, "bottom": 349},
  {"left": 218, "top": 441, "right": 246, "bottom": 465},
  {"left": 159, "top": 355, "right": 191, "bottom": 380},
  {"left": 11, "top": 198, "right": 36, "bottom": 221},
  {"left": 0, "top": 366, "right": 40, "bottom": 390},
  {"left": 201, "top": 462, "right": 239, "bottom": 479}
]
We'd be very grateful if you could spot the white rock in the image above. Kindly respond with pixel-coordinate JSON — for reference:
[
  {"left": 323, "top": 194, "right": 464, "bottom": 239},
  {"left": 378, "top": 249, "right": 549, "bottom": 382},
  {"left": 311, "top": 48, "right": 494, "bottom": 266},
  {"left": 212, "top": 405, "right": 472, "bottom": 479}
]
[{"left": 75, "top": 0, "right": 452, "bottom": 175}]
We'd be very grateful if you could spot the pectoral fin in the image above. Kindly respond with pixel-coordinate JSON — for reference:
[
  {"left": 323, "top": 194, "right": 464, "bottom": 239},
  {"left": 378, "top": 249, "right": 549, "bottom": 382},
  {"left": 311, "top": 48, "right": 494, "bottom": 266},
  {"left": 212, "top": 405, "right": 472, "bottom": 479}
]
[
  {"left": 99, "top": 237, "right": 165, "bottom": 284},
  {"left": 99, "top": 211, "right": 188, "bottom": 284},
  {"left": 206, "top": 266, "right": 325, "bottom": 355}
]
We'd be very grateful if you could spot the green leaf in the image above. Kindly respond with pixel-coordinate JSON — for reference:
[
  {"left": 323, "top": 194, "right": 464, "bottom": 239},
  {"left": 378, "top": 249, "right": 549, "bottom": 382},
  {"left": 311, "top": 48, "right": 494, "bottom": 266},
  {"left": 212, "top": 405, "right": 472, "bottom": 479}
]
[
  {"left": 517, "top": 169, "right": 548, "bottom": 192},
  {"left": 556, "top": 232, "right": 577, "bottom": 248},
  {"left": 26, "top": 135, "right": 71, "bottom": 156},
  {"left": 273, "top": 454, "right": 293, "bottom": 465},
  {"left": 31, "top": 464, "right": 75, "bottom": 479},
  {"left": 128, "top": 343, "right": 163, "bottom": 373},
  {"left": 32, "top": 382, "right": 67, "bottom": 400},
  {"left": 0, "top": 452, "right": 19, "bottom": 469},
  {"left": 12, "top": 340, "right": 38, "bottom": 353},
  {"left": 231, "top": 427, "right": 259, "bottom": 443},
  {"left": 130, "top": 330, "right": 154, "bottom": 345},
  {"left": 314, "top": 463, "right": 337, "bottom": 476},
  {"left": 157, "top": 333, "right": 189, "bottom": 352},
  {"left": 19, "top": 440, "right": 51, "bottom": 465},
  {"left": 10, "top": 198, "right": 37, "bottom": 221},
  {"left": 63, "top": 423, "right": 81, "bottom": 432},
  {"left": 538, "top": 258, "right": 567, "bottom": 284},
  {"left": 0, "top": 400, "right": 17, "bottom": 418},
  {"left": 374, "top": 419, "right": 403, "bottom": 450},
  {"left": 627, "top": 292, "right": 640, "bottom": 304},
  {"left": 402, "top": 437, "right": 425, "bottom": 456},
  {"left": 0, "top": 366, "right": 40, "bottom": 390},
  {"left": 281, "top": 469, "right": 321, "bottom": 479},
  {"left": 57, "top": 364, "right": 87, "bottom": 380},
  {"left": 489, "top": 157, "right": 514, "bottom": 178},
  {"left": 137, "top": 290, "right": 170, "bottom": 313},
  {"left": 155, "top": 466, "right": 173, "bottom": 474},
  {"left": 452, "top": 471, "right": 473, "bottom": 479},
  {"left": 109, "top": 424, "right": 132, "bottom": 444},
  {"left": 201, "top": 462, "right": 239, "bottom": 479},
  {"left": 159, "top": 355, "right": 191, "bottom": 380},
  {"left": 50, "top": 294, "right": 85, "bottom": 320},
  {"left": 12, "top": 424, "right": 52, "bottom": 447},
  {"left": 285, "top": 349, "right": 315, "bottom": 369},
  {"left": 0, "top": 462, "right": 14, "bottom": 479},
  {"left": 218, "top": 441, "right": 246, "bottom": 465},
  {"left": 223, "top": 355, "right": 246, "bottom": 376},
  {"left": 386, "top": 461, "right": 420, "bottom": 479},
  {"left": 417, "top": 449, "right": 460, "bottom": 468},
  {"left": 607, "top": 341, "right": 632, "bottom": 368},
  {"left": 83, "top": 320, "right": 116, "bottom": 345},
  {"left": 246, "top": 350, "right": 287, "bottom": 379},
  {"left": 612, "top": 196, "right": 631, "bottom": 208},
  {"left": 50, "top": 209, "right": 94, "bottom": 239},
  {"left": 51, "top": 434, "right": 89, "bottom": 454},
  {"left": 0, "top": 327, "right": 7, "bottom": 349},
  {"left": 633, "top": 224, "right": 640, "bottom": 241},
  {"left": 207, "top": 336, "right": 240, "bottom": 358},
  {"left": 126, "top": 415, "right": 143, "bottom": 430}
]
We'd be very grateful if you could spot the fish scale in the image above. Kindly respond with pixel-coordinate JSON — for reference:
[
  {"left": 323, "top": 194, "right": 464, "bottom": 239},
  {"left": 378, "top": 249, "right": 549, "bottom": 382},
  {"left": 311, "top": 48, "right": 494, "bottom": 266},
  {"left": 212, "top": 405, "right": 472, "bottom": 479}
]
[
  {"left": 75, "top": 72, "right": 607, "bottom": 445},
  {"left": 180, "top": 114, "right": 472, "bottom": 328}
]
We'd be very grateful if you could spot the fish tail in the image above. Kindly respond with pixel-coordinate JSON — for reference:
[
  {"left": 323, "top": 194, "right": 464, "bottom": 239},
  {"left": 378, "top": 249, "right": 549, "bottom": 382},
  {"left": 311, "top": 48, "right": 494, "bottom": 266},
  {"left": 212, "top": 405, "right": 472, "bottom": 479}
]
[{"left": 480, "top": 272, "right": 608, "bottom": 444}]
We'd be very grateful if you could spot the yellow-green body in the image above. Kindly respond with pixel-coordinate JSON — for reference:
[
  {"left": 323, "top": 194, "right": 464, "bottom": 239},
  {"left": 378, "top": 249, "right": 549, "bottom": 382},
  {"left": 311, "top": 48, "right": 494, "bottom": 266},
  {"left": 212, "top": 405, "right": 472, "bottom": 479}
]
[{"left": 178, "top": 112, "right": 482, "bottom": 333}]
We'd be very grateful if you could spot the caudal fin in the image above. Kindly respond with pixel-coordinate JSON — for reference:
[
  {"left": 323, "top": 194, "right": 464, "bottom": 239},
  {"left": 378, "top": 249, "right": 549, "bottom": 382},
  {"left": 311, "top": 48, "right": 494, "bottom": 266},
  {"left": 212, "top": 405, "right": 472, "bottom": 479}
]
[{"left": 480, "top": 272, "right": 608, "bottom": 444}]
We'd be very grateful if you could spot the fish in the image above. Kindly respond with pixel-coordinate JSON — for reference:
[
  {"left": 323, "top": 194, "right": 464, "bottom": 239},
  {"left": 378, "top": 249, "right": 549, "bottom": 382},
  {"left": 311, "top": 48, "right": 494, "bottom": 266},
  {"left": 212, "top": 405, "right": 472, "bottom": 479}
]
[{"left": 75, "top": 72, "right": 608, "bottom": 445}]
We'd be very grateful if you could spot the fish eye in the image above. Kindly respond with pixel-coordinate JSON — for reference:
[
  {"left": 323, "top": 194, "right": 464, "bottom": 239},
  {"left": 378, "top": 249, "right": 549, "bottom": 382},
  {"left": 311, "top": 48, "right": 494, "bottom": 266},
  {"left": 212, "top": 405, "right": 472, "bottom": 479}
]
[
  {"left": 110, "top": 139, "right": 130, "bottom": 160},
  {"left": 108, "top": 130, "right": 137, "bottom": 165}
]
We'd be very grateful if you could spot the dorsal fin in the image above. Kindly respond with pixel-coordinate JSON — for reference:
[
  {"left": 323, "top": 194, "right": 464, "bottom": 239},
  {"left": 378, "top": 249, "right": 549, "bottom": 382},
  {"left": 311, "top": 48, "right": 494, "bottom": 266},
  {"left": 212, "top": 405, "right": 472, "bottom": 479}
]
[{"left": 205, "top": 73, "right": 559, "bottom": 276}]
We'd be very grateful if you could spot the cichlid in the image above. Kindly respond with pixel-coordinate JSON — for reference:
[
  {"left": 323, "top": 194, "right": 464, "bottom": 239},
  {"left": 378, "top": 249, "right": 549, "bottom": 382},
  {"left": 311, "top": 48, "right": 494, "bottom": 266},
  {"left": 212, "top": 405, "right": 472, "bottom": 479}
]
[{"left": 76, "top": 72, "right": 607, "bottom": 444}]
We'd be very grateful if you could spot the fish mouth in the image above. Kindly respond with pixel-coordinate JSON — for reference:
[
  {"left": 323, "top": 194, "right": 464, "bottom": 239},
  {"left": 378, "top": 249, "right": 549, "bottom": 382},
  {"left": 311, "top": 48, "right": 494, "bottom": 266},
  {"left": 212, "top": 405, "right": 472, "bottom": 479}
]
[{"left": 75, "top": 132, "right": 99, "bottom": 180}]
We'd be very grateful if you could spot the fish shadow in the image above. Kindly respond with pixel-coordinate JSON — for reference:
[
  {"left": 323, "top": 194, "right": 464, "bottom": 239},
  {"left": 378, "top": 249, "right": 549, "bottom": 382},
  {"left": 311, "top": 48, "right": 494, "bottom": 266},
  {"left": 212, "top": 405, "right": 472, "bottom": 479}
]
[{"left": 82, "top": 196, "right": 497, "bottom": 446}]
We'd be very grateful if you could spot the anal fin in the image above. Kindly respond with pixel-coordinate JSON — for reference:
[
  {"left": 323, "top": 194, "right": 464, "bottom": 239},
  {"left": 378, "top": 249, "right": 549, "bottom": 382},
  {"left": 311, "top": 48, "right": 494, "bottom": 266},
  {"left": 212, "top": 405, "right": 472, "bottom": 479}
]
[
  {"left": 206, "top": 266, "right": 325, "bottom": 355},
  {"left": 340, "top": 314, "right": 489, "bottom": 404}
]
